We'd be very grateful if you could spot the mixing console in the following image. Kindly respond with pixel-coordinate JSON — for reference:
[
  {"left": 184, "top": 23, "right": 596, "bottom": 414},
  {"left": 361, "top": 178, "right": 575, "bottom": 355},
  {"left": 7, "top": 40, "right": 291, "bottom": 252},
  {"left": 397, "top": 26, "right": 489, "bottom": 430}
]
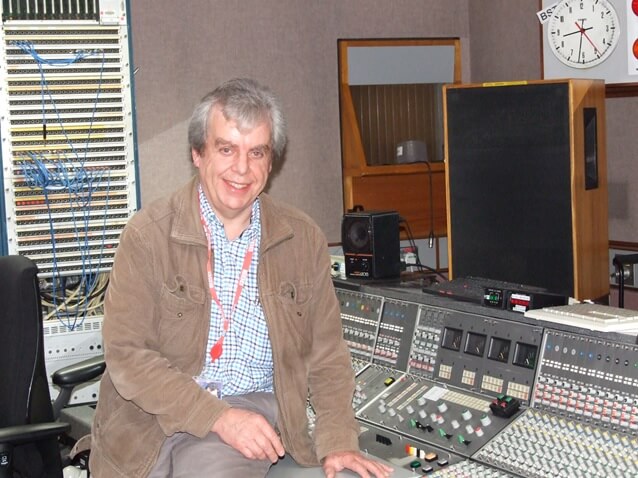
[
  {"left": 373, "top": 298, "right": 420, "bottom": 369},
  {"left": 434, "top": 309, "right": 541, "bottom": 405},
  {"left": 535, "top": 329, "right": 638, "bottom": 432},
  {"left": 475, "top": 408, "right": 638, "bottom": 477},
  {"left": 427, "top": 461, "right": 516, "bottom": 477},
  {"left": 331, "top": 283, "right": 638, "bottom": 477},
  {"left": 406, "top": 305, "right": 444, "bottom": 380},
  {"left": 358, "top": 423, "right": 465, "bottom": 475},
  {"left": 355, "top": 365, "right": 519, "bottom": 458},
  {"left": 338, "top": 289, "right": 383, "bottom": 365}
]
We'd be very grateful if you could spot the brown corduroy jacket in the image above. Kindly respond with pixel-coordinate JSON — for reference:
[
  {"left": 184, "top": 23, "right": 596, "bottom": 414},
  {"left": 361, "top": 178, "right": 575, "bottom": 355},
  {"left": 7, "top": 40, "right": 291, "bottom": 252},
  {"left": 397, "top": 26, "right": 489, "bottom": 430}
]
[{"left": 88, "top": 177, "right": 359, "bottom": 477}]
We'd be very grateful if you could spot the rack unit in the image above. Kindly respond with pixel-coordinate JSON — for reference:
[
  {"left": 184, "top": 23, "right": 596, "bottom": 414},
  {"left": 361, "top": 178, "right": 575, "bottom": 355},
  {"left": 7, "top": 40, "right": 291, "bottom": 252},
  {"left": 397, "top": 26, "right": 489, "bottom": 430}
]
[{"left": 1, "top": 0, "right": 138, "bottom": 403}]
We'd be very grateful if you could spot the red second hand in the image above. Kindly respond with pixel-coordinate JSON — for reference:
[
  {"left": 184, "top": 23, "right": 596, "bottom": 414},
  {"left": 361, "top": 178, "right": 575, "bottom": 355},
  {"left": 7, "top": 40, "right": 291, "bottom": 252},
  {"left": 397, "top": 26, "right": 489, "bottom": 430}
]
[{"left": 575, "top": 21, "right": 601, "bottom": 55}]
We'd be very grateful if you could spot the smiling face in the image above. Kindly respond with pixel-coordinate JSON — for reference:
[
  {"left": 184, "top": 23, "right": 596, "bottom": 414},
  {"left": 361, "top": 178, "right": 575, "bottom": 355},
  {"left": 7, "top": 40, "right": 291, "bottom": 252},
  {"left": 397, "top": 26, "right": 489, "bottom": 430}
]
[{"left": 192, "top": 107, "right": 273, "bottom": 237}]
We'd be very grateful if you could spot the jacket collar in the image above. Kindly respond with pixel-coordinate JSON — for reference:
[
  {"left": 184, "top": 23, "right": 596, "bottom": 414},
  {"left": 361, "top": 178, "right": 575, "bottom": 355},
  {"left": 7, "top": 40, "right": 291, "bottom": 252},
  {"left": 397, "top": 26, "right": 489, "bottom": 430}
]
[{"left": 170, "top": 176, "right": 293, "bottom": 252}]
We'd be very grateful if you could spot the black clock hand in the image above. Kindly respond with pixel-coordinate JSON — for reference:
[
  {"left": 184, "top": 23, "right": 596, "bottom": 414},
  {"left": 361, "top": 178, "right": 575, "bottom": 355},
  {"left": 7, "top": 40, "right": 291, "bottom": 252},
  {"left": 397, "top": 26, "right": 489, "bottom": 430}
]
[{"left": 563, "top": 26, "right": 593, "bottom": 37}]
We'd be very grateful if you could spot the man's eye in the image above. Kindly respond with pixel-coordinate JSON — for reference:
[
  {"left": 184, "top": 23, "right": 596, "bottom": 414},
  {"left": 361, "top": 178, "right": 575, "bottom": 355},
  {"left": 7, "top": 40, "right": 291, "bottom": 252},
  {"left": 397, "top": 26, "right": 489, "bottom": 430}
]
[
  {"left": 219, "top": 147, "right": 233, "bottom": 155},
  {"left": 250, "top": 150, "right": 264, "bottom": 159}
]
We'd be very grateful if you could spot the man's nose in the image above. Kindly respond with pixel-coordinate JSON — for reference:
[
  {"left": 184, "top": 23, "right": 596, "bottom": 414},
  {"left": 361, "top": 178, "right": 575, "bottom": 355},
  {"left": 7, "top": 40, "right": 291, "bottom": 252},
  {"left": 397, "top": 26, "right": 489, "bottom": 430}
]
[{"left": 233, "top": 153, "right": 250, "bottom": 174}]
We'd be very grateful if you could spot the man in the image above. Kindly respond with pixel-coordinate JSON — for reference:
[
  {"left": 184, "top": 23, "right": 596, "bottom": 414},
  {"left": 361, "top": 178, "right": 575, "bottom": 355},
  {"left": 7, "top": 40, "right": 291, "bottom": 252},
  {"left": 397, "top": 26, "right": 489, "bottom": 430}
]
[{"left": 88, "top": 78, "right": 393, "bottom": 478}]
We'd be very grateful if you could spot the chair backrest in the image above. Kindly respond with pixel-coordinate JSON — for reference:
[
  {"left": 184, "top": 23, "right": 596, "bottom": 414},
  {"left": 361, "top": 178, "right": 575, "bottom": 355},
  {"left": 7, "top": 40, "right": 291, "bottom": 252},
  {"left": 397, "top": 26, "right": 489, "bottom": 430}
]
[{"left": 0, "top": 255, "right": 63, "bottom": 476}]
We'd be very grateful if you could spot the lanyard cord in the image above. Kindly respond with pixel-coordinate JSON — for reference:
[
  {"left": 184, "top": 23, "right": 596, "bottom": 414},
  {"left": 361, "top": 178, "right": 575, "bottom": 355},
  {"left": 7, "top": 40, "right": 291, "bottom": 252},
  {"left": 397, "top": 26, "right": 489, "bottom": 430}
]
[{"left": 199, "top": 206, "right": 256, "bottom": 363}]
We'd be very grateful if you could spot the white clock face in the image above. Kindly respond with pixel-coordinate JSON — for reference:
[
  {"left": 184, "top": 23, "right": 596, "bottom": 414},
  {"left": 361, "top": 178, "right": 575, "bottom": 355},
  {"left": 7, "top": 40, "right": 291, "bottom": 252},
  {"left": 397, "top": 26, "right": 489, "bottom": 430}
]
[{"left": 547, "top": 0, "right": 620, "bottom": 69}]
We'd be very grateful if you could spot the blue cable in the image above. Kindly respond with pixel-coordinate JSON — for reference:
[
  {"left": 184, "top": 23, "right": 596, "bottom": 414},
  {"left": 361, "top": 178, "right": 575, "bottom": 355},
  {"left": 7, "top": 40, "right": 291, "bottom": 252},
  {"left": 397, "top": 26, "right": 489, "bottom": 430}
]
[{"left": 15, "top": 41, "right": 112, "bottom": 331}]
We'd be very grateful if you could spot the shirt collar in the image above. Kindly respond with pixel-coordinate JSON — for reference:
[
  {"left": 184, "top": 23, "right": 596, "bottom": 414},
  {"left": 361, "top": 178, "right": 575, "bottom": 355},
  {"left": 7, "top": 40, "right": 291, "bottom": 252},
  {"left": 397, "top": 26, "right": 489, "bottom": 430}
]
[{"left": 198, "top": 184, "right": 260, "bottom": 242}]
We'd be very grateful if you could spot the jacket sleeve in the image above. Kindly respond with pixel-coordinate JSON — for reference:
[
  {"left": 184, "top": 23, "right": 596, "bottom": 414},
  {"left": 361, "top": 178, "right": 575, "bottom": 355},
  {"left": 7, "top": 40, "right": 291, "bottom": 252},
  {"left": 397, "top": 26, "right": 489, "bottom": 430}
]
[
  {"left": 102, "top": 220, "right": 229, "bottom": 438},
  {"left": 305, "top": 230, "right": 360, "bottom": 460}
]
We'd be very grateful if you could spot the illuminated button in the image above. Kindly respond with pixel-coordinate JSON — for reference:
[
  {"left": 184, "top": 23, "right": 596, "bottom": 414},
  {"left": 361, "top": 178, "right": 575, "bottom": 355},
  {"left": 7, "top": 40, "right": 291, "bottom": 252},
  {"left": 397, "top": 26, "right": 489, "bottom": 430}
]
[
  {"left": 405, "top": 405, "right": 415, "bottom": 414},
  {"left": 480, "top": 414, "right": 492, "bottom": 426},
  {"left": 437, "top": 402, "right": 448, "bottom": 413},
  {"left": 461, "top": 409, "right": 472, "bottom": 420},
  {"left": 423, "top": 451, "right": 438, "bottom": 462}
]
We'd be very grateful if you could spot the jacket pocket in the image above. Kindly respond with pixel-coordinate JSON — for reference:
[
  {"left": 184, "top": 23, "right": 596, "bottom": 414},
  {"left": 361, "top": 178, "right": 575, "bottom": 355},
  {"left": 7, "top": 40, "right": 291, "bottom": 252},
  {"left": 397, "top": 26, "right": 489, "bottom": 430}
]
[
  {"left": 276, "top": 281, "right": 313, "bottom": 350},
  {"left": 160, "top": 274, "right": 205, "bottom": 320},
  {"left": 158, "top": 275, "right": 206, "bottom": 351}
]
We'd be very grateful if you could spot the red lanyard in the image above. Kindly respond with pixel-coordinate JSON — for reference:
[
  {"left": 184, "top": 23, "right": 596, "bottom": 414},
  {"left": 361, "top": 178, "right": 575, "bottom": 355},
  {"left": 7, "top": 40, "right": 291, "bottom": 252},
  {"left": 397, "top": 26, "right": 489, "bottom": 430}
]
[{"left": 199, "top": 209, "right": 256, "bottom": 363}]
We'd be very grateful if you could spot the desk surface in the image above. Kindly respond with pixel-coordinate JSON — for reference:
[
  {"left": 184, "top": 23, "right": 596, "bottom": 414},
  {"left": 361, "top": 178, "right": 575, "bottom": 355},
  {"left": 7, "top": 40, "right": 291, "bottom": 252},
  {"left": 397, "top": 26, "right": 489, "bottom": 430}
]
[{"left": 266, "top": 455, "right": 417, "bottom": 478}]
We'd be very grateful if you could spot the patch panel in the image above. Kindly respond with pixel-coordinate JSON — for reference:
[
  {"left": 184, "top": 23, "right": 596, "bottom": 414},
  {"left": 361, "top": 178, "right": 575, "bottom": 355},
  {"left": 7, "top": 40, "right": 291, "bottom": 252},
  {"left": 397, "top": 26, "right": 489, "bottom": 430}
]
[{"left": 1, "top": 7, "right": 138, "bottom": 279}]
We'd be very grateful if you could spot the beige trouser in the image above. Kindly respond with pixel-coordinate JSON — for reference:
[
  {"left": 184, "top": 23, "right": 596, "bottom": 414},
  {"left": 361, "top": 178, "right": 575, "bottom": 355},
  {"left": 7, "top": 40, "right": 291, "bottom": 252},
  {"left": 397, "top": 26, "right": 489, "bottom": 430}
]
[{"left": 147, "top": 392, "right": 278, "bottom": 478}]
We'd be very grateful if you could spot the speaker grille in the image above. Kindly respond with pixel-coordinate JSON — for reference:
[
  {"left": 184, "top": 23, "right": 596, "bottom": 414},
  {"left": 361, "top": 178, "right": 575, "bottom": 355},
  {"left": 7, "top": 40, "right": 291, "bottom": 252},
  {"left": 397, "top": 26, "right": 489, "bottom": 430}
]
[
  {"left": 446, "top": 82, "right": 573, "bottom": 296},
  {"left": 343, "top": 217, "right": 372, "bottom": 253}
]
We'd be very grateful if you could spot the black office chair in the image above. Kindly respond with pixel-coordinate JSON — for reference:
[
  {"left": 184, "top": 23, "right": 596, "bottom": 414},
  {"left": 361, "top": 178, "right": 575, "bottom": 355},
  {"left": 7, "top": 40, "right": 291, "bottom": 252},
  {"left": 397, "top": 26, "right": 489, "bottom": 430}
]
[{"left": 0, "top": 255, "right": 104, "bottom": 478}]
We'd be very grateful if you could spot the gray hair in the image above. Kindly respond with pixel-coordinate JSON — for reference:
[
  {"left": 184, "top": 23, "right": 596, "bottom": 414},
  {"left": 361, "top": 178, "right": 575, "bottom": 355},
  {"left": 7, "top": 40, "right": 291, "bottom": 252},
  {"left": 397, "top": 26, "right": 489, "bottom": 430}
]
[{"left": 188, "top": 78, "right": 287, "bottom": 162}]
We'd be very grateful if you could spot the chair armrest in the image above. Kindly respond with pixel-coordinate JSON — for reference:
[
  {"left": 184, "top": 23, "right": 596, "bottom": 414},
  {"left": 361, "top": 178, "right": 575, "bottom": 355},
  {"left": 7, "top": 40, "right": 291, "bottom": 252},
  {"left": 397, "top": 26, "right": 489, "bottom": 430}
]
[
  {"left": 0, "top": 422, "right": 70, "bottom": 446},
  {"left": 51, "top": 355, "right": 105, "bottom": 418},
  {"left": 52, "top": 354, "right": 105, "bottom": 389}
]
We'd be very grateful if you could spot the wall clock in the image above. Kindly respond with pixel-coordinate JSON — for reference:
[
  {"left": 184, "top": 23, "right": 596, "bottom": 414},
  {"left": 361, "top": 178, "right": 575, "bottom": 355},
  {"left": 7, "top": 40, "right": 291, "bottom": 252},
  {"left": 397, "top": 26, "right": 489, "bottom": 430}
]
[{"left": 547, "top": 0, "right": 620, "bottom": 69}]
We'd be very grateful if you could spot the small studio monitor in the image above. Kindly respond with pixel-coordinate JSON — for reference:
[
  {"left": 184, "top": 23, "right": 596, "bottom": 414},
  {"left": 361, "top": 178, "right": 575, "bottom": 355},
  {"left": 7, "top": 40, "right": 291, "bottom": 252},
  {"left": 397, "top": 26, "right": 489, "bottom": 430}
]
[{"left": 342, "top": 211, "right": 400, "bottom": 279}]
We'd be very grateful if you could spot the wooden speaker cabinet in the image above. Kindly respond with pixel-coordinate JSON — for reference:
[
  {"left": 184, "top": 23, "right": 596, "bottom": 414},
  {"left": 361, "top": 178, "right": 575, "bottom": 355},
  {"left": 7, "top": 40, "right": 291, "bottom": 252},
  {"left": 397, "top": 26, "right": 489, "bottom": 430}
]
[{"left": 443, "top": 79, "right": 608, "bottom": 301}]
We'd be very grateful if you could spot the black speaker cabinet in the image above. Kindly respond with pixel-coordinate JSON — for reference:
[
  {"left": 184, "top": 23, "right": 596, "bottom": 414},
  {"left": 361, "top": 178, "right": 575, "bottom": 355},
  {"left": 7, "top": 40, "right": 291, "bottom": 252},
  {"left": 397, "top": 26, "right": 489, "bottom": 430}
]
[
  {"left": 444, "top": 79, "right": 609, "bottom": 300},
  {"left": 342, "top": 211, "right": 400, "bottom": 279}
]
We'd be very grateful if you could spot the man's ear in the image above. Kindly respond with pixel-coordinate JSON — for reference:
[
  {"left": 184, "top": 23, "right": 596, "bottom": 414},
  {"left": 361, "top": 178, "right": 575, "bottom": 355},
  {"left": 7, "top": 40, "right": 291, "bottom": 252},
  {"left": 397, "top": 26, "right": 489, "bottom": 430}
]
[{"left": 192, "top": 148, "right": 201, "bottom": 168}]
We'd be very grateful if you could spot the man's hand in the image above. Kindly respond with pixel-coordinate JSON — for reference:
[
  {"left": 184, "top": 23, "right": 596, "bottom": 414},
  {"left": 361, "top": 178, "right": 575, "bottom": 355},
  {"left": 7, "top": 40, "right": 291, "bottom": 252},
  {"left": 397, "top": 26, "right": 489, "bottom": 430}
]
[
  {"left": 322, "top": 450, "right": 393, "bottom": 478},
  {"left": 211, "top": 407, "right": 284, "bottom": 462}
]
